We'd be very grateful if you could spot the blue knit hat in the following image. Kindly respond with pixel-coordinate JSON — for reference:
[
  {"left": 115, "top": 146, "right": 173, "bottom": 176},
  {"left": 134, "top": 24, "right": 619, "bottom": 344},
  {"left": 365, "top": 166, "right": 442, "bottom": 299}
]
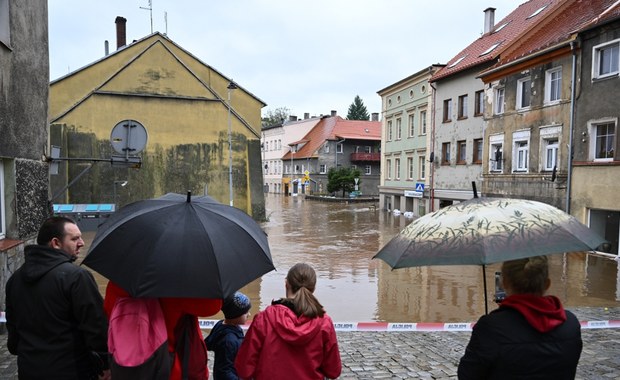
[{"left": 221, "top": 292, "right": 251, "bottom": 319}]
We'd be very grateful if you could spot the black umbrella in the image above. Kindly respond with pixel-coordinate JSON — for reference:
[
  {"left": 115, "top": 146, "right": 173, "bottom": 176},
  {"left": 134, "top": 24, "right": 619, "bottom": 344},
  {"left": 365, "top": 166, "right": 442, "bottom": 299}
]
[{"left": 82, "top": 192, "right": 274, "bottom": 298}]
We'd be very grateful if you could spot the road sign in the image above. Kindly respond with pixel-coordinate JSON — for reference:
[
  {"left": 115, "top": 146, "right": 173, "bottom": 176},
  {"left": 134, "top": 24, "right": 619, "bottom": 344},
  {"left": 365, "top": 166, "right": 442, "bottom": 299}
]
[{"left": 415, "top": 183, "right": 425, "bottom": 192}]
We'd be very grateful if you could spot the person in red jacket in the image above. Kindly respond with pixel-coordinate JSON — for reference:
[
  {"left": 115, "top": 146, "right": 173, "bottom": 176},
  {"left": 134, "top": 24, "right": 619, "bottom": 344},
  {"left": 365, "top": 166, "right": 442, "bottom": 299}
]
[
  {"left": 235, "top": 263, "right": 341, "bottom": 380},
  {"left": 104, "top": 281, "right": 222, "bottom": 380},
  {"left": 458, "top": 255, "right": 582, "bottom": 379}
]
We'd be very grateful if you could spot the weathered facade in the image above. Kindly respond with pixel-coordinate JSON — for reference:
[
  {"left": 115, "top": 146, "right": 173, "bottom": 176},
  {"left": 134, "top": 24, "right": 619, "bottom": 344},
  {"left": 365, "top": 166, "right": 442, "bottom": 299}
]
[
  {"left": 378, "top": 65, "right": 443, "bottom": 215},
  {"left": 571, "top": 13, "right": 620, "bottom": 254},
  {"left": 49, "top": 21, "right": 267, "bottom": 219},
  {"left": 0, "top": 0, "right": 50, "bottom": 310}
]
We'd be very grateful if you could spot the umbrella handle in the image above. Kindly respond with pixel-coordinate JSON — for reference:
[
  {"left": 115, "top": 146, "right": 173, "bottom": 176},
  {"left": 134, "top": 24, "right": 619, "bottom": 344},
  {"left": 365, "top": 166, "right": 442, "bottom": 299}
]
[
  {"left": 186, "top": 191, "right": 191, "bottom": 203},
  {"left": 482, "top": 264, "right": 488, "bottom": 315}
]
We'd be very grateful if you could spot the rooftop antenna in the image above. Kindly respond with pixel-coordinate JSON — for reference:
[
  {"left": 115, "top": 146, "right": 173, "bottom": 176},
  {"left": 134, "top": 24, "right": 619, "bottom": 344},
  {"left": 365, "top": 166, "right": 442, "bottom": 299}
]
[
  {"left": 140, "top": 0, "right": 153, "bottom": 34},
  {"left": 164, "top": 11, "right": 167, "bottom": 35}
]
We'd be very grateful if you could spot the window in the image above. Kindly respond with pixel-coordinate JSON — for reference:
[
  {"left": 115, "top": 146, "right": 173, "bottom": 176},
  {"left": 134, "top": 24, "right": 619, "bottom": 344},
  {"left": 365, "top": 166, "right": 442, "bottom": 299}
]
[
  {"left": 0, "top": 0, "right": 10, "bottom": 48},
  {"left": 387, "top": 120, "right": 393, "bottom": 141},
  {"left": 514, "top": 140, "right": 529, "bottom": 171},
  {"left": 351, "top": 165, "right": 357, "bottom": 170},
  {"left": 419, "top": 156, "right": 426, "bottom": 179},
  {"left": 337, "top": 143, "right": 343, "bottom": 153},
  {"left": 473, "top": 138, "right": 483, "bottom": 164},
  {"left": 396, "top": 118, "right": 402, "bottom": 140},
  {"left": 442, "top": 142, "right": 451, "bottom": 164},
  {"left": 516, "top": 77, "right": 531, "bottom": 109},
  {"left": 457, "top": 140, "right": 467, "bottom": 164},
  {"left": 408, "top": 114, "right": 415, "bottom": 137},
  {"left": 593, "top": 39, "right": 620, "bottom": 79},
  {"left": 494, "top": 87, "right": 505, "bottom": 114},
  {"left": 474, "top": 90, "right": 484, "bottom": 116},
  {"left": 443, "top": 99, "right": 452, "bottom": 122},
  {"left": 544, "top": 139, "right": 558, "bottom": 171},
  {"left": 386, "top": 159, "right": 392, "bottom": 179},
  {"left": 480, "top": 42, "right": 501, "bottom": 56},
  {"left": 0, "top": 159, "right": 4, "bottom": 239},
  {"left": 395, "top": 158, "right": 401, "bottom": 180},
  {"left": 490, "top": 143, "right": 503, "bottom": 172},
  {"left": 324, "top": 143, "right": 330, "bottom": 153},
  {"left": 420, "top": 110, "right": 427, "bottom": 134},
  {"left": 590, "top": 121, "right": 616, "bottom": 160},
  {"left": 319, "top": 164, "right": 326, "bottom": 174},
  {"left": 365, "top": 146, "right": 371, "bottom": 153},
  {"left": 407, "top": 157, "right": 414, "bottom": 180},
  {"left": 545, "top": 67, "right": 562, "bottom": 103},
  {"left": 365, "top": 165, "right": 371, "bottom": 175},
  {"left": 458, "top": 94, "right": 468, "bottom": 119}
]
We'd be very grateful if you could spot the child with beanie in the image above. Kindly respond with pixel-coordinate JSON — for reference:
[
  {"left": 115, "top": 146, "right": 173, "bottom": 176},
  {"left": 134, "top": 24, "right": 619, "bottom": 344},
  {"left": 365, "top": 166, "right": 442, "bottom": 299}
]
[{"left": 205, "top": 292, "right": 251, "bottom": 380}]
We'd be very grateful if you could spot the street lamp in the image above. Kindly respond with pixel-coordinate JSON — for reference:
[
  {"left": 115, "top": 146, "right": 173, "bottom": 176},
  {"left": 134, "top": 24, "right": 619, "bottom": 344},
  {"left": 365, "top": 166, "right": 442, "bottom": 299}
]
[
  {"left": 113, "top": 180, "right": 128, "bottom": 208},
  {"left": 227, "top": 80, "right": 237, "bottom": 207}
]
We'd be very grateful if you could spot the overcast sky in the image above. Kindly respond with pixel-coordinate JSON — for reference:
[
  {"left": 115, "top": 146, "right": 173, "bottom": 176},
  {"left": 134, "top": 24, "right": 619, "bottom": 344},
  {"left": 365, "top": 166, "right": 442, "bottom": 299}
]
[{"left": 48, "top": 0, "right": 524, "bottom": 119}]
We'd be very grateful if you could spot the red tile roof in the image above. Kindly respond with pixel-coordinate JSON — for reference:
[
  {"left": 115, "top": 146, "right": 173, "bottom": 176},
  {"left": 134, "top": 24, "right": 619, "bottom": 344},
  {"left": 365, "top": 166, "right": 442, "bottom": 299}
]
[
  {"left": 431, "top": 0, "right": 564, "bottom": 82},
  {"left": 492, "top": 0, "right": 620, "bottom": 67},
  {"left": 282, "top": 116, "right": 381, "bottom": 160}
]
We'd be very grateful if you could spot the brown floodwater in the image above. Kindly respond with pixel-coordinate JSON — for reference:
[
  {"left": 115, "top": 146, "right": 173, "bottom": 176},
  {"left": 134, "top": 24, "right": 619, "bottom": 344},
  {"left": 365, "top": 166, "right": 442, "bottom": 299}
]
[{"left": 83, "top": 194, "right": 620, "bottom": 323}]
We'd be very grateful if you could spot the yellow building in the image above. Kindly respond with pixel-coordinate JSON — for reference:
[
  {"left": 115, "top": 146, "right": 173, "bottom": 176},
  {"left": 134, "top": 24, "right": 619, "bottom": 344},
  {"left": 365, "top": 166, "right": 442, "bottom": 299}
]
[{"left": 49, "top": 21, "right": 266, "bottom": 219}]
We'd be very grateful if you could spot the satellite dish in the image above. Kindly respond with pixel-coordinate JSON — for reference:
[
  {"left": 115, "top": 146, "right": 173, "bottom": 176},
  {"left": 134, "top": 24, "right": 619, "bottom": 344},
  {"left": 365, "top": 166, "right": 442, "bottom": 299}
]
[{"left": 110, "top": 120, "right": 148, "bottom": 155}]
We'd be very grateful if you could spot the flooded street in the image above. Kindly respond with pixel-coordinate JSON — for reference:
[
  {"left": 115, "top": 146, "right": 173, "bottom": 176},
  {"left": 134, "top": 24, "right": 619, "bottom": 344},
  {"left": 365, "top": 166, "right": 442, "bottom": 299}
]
[{"left": 87, "top": 194, "right": 620, "bottom": 323}]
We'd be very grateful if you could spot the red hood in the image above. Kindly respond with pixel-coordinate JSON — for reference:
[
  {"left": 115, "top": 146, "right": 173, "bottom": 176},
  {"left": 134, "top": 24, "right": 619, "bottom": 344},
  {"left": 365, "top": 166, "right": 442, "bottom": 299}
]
[
  {"left": 264, "top": 304, "right": 324, "bottom": 346},
  {"left": 500, "top": 294, "right": 567, "bottom": 333}
]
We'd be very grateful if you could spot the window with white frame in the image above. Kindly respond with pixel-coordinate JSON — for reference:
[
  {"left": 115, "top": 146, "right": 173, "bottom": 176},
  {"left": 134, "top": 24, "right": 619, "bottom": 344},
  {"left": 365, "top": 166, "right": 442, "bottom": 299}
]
[
  {"left": 489, "top": 134, "right": 504, "bottom": 172},
  {"left": 407, "top": 157, "right": 414, "bottom": 180},
  {"left": 513, "top": 130, "right": 531, "bottom": 172},
  {"left": 365, "top": 146, "right": 371, "bottom": 153},
  {"left": 589, "top": 119, "right": 616, "bottom": 161},
  {"left": 408, "top": 114, "right": 415, "bottom": 137},
  {"left": 386, "top": 159, "right": 392, "bottom": 179},
  {"left": 396, "top": 118, "right": 402, "bottom": 140},
  {"left": 324, "top": 143, "right": 330, "bottom": 153},
  {"left": 544, "top": 138, "right": 558, "bottom": 171},
  {"left": 365, "top": 165, "right": 371, "bottom": 175},
  {"left": 516, "top": 77, "right": 531, "bottom": 109},
  {"left": 0, "top": 159, "right": 5, "bottom": 239},
  {"left": 420, "top": 110, "right": 427, "bottom": 134},
  {"left": 387, "top": 120, "right": 393, "bottom": 141},
  {"left": 395, "top": 158, "right": 401, "bottom": 180},
  {"left": 319, "top": 164, "right": 326, "bottom": 173},
  {"left": 545, "top": 67, "right": 562, "bottom": 103},
  {"left": 593, "top": 39, "right": 620, "bottom": 79},
  {"left": 337, "top": 143, "right": 343, "bottom": 153},
  {"left": 494, "top": 87, "right": 505, "bottom": 114},
  {"left": 419, "top": 156, "right": 426, "bottom": 179},
  {"left": 351, "top": 165, "right": 357, "bottom": 170}
]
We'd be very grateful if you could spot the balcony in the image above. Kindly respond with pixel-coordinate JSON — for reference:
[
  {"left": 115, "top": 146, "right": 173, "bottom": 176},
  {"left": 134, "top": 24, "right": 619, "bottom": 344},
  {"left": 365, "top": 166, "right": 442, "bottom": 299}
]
[{"left": 350, "top": 152, "right": 381, "bottom": 162}]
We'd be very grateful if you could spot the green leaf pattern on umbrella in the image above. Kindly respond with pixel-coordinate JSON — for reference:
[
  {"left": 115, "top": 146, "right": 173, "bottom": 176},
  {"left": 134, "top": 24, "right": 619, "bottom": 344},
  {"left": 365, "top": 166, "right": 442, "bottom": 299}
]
[{"left": 375, "top": 198, "right": 606, "bottom": 268}]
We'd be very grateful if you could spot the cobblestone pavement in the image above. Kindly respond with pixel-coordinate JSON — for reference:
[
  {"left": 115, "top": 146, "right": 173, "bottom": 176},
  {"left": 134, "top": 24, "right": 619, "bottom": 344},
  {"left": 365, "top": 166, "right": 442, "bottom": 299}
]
[{"left": 0, "top": 307, "right": 618, "bottom": 379}]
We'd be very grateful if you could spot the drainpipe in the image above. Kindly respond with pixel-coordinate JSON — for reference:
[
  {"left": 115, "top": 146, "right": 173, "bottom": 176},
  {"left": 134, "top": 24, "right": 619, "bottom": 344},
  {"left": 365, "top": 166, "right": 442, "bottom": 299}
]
[
  {"left": 429, "top": 82, "right": 437, "bottom": 212},
  {"left": 566, "top": 41, "right": 577, "bottom": 214}
]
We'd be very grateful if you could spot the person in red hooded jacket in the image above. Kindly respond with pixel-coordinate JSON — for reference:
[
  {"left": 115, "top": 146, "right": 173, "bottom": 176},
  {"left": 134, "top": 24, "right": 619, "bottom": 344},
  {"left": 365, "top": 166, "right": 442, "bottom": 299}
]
[
  {"left": 104, "top": 281, "right": 222, "bottom": 380},
  {"left": 458, "top": 255, "right": 582, "bottom": 379},
  {"left": 234, "top": 263, "right": 341, "bottom": 380}
]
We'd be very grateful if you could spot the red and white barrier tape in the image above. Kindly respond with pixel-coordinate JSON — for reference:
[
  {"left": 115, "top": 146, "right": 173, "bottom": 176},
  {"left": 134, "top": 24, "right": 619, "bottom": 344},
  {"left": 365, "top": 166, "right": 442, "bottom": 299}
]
[{"left": 1, "top": 313, "right": 617, "bottom": 332}]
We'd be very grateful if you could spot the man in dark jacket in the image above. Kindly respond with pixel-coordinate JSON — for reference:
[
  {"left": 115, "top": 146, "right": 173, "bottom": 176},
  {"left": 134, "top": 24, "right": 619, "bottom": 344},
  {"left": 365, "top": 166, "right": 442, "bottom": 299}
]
[
  {"left": 6, "top": 216, "right": 110, "bottom": 380},
  {"left": 458, "top": 256, "right": 582, "bottom": 379}
]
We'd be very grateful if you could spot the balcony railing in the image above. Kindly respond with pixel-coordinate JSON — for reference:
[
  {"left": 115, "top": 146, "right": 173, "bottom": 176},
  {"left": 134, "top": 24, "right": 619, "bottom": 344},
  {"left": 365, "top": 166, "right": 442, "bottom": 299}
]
[{"left": 350, "top": 152, "right": 381, "bottom": 162}]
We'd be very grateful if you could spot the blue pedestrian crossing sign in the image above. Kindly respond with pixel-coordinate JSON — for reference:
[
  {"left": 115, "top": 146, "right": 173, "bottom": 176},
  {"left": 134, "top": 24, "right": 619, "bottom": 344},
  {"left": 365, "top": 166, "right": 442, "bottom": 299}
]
[{"left": 415, "top": 183, "right": 425, "bottom": 192}]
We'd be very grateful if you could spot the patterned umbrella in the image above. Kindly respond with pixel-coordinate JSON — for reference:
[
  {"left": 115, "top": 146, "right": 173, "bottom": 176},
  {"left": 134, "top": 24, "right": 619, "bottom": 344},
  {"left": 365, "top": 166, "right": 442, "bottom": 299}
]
[{"left": 374, "top": 197, "right": 606, "bottom": 313}]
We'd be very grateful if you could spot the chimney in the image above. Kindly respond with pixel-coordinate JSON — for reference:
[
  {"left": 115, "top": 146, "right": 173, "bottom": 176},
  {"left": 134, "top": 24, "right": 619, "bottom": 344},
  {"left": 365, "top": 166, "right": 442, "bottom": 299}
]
[
  {"left": 483, "top": 7, "right": 496, "bottom": 34},
  {"left": 289, "top": 115, "right": 298, "bottom": 122},
  {"left": 331, "top": 110, "right": 337, "bottom": 117},
  {"left": 104, "top": 40, "right": 109, "bottom": 56},
  {"left": 115, "top": 16, "right": 127, "bottom": 49},
  {"left": 304, "top": 113, "right": 310, "bottom": 120},
  {"left": 371, "top": 112, "right": 379, "bottom": 121}
]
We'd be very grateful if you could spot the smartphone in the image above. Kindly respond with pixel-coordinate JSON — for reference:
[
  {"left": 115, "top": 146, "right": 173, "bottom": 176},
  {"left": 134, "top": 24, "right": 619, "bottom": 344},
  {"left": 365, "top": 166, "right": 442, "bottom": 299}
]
[{"left": 494, "top": 271, "right": 506, "bottom": 303}]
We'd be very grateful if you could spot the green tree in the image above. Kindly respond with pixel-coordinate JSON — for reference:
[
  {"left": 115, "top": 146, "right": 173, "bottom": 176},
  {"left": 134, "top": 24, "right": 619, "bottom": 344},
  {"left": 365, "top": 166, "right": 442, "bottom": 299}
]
[
  {"left": 327, "top": 167, "right": 362, "bottom": 197},
  {"left": 261, "top": 107, "right": 290, "bottom": 128},
  {"left": 346, "top": 95, "right": 370, "bottom": 120}
]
